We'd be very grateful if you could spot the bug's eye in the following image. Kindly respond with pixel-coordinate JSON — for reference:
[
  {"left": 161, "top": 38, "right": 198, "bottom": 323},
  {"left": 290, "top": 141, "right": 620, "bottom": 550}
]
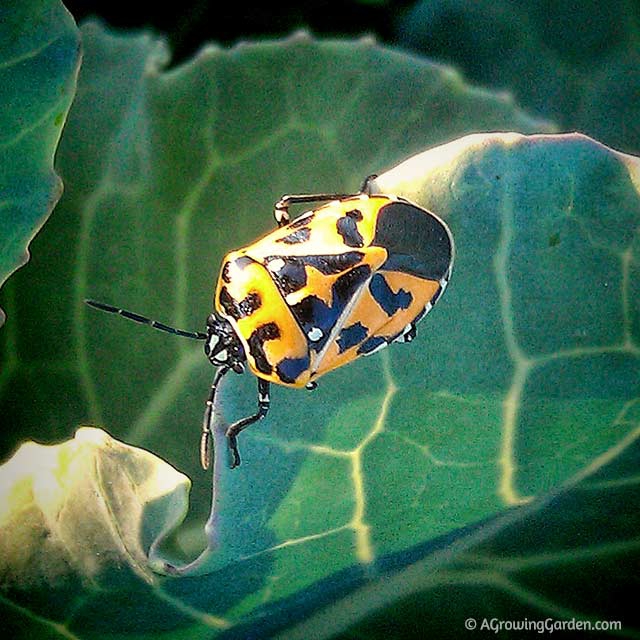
[{"left": 232, "top": 340, "right": 245, "bottom": 360}]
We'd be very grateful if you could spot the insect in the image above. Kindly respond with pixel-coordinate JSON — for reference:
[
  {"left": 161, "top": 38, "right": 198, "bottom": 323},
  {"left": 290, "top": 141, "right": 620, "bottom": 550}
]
[{"left": 86, "top": 176, "right": 454, "bottom": 470}]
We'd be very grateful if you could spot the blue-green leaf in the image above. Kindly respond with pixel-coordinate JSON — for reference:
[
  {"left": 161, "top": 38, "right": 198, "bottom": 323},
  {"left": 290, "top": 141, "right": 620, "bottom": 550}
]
[{"left": 0, "top": 0, "right": 80, "bottom": 326}]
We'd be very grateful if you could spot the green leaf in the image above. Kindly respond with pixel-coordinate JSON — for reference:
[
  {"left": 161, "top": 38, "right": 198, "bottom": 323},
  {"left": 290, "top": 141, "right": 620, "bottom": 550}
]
[
  {"left": 0, "top": 0, "right": 80, "bottom": 326},
  {"left": 0, "top": 427, "right": 190, "bottom": 593},
  {"left": 4, "top": 21, "right": 639, "bottom": 639},
  {"left": 395, "top": 0, "right": 640, "bottom": 154},
  {"left": 308, "top": 437, "right": 640, "bottom": 640}
]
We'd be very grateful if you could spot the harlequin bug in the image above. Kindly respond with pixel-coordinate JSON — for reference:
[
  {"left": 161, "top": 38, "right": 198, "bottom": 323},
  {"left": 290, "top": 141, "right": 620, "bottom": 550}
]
[{"left": 86, "top": 176, "right": 454, "bottom": 470}]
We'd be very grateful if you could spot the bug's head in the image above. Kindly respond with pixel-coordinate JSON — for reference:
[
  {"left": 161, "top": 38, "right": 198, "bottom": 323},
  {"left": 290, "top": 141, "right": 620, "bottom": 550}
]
[{"left": 204, "top": 313, "right": 246, "bottom": 373}]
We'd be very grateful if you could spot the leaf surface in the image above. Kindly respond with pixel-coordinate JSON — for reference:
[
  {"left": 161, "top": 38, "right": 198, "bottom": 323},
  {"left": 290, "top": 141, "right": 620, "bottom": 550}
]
[
  {"left": 395, "top": 0, "right": 640, "bottom": 154},
  {"left": 3, "top": 22, "right": 638, "bottom": 639},
  {"left": 0, "top": 0, "right": 80, "bottom": 325}
]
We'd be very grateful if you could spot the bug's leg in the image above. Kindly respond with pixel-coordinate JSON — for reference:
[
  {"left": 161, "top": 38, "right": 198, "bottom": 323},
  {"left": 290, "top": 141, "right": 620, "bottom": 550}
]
[
  {"left": 359, "top": 174, "right": 378, "bottom": 195},
  {"left": 226, "top": 378, "right": 270, "bottom": 468},
  {"left": 272, "top": 174, "right": 380, "bottom": 227},
  {"left": 273, "top": 191, "right": 355, "bottom": 227},
  {"left": 405, "top": 323, "right": 417, "bottom": 342},
  {"left": 200, "top": 365, "right": 230, "bottom": 470},
  {"left": 394, "top": 322, "right": 417, "bottom": 344}
]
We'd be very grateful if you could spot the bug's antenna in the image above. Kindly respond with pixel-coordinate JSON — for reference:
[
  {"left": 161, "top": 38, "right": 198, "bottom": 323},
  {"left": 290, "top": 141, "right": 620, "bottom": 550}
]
[{"left": 85, "top": 300, "right": 207, "bottom": 340}]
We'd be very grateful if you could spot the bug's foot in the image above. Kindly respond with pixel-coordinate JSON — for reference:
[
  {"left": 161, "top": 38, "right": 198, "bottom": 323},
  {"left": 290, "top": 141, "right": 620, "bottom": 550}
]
[
  {"left": 228, "top": 435, "right": 241, "bottom": 469},
  {"left": 200, "top": 429, "right": 213, "bottom": 470}
]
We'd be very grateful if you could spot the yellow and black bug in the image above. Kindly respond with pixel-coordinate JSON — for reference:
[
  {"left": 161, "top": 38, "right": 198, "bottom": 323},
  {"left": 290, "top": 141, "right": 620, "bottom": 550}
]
[{"left": 87, "top": 176, "right": 454, "bottom": 469}]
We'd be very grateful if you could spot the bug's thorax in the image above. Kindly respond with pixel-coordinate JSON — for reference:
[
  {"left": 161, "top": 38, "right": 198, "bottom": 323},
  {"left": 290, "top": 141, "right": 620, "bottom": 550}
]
[{"left": 204, "top": 312, "right": 246, "bottom": 373}]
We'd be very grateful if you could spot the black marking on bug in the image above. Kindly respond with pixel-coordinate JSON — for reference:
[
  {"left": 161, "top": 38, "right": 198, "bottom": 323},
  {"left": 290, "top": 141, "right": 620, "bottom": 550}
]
[
  {"left": 290, "top": 295, "right": 331, "bottom": 347},
  {"left": 333, "top": 264, "right": 372, "bottom": 303},
  {"left": 290, "top": 264, "right": 372, "bottom": 350},
  {"left": 337, "top": 321, "right": 368, "bottom": 353},
  {"left": 431, "top": 282, "right": 445, "bottom": 305},
  {"left": 277, "top": 227, "right": 311, "bottom": 244},
  {"left": 218, "top": 287, "right": 236, "bottom": 318},
  {"left": 336, "top": 209, "right": 364, "bottom": 248},
  {"left": 219, "top": 287, "right": 262, "bottom": 320},
  {"left": 247, "top": 322, "right": 280, "bottom": 375},
  {"left": 276, "top": 357, "right": 310, "bottom": 384},
  {"left": 369, "top": 273, "right": 412, "bottom": 317},
  {"left": 267, "top": 252, "right": 365, "bottom": 298},
  {"left": 240, "top": 292, "right": 262, "bottom": 316},
  {"left": 374, "top": 201, "right": 452, "bottom": 280},
  {"left": 304, "top": 252, "right": 365, "bottom": 275},
  {"left": 269, "top": 257, "right": 308, "bottom": 296},
  {"left": 221, "top": 261, "right": 232, "bottom": 284},
  {"left": 290, "top": 211, "right": 315, "bottom": 228},
  {"left": 357, "top": 335, "right": 387, "bottom": 355},
  {"left": 235, "top": 255, "right": 255, "bottom": 270},
  {"left": 221, "top": 255, "right": 254, "bottom": 284}
]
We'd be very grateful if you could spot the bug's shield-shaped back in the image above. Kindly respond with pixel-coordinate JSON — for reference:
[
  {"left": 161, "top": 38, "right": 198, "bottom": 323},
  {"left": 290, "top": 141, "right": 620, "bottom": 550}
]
[{"left": 215, "top": 195, "right": 453, "bottom": 387}]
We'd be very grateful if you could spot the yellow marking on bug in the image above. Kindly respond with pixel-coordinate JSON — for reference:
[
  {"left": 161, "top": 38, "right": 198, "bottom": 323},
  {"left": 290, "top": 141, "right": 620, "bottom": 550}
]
[
  {"left": 217, "top": 255, "right": 310, "bottom": 386},
  {"left": 284, "top": 263, "right": 338, "bottom": 308}
]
